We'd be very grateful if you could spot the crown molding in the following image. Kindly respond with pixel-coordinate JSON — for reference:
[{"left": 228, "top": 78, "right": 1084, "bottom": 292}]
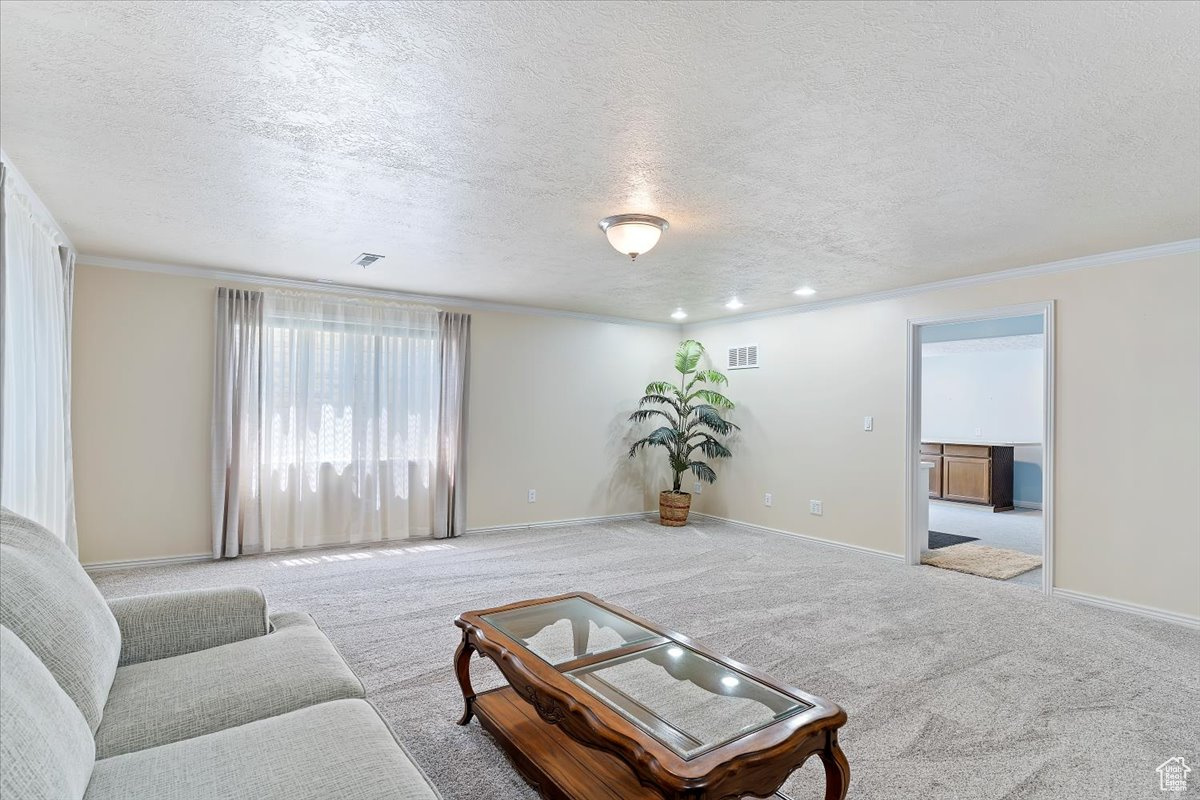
[
  {"left": 78, "top": 238, "right": 1197, "bottom": 331},
  {"left": 75, "top": 253, "right": 682, "bottom": 330},
  {"left": 684, "top": 238, "right": 1200, "bottom": 328}
]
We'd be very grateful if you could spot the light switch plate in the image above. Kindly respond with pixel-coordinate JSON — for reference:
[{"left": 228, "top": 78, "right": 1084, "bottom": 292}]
[
  {"left": 694, "top": 481, "right": 703, "bottom": 494},
  {"left": 863, "top": 416, "right": 874, "bottom": 431},
  {"left": 809, "top": 500, "right": 823, "bottom": 516},
  {"left": 764, "top": 492, "right": 773, "bottom": 507}
]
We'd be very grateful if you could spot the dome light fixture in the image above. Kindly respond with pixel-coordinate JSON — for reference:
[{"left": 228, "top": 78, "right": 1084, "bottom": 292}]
[
  {"left": 598, "top": 213, "right": 669, "bottom": 260},
  {"left": 671, "top": 308, "right": 688, "bottom": 321},
  {"left": 794, "top": 286, "right": 817, "bottom": 297},
  {"left": 725, "top": 297, "right": 744, "bottom": 310}
]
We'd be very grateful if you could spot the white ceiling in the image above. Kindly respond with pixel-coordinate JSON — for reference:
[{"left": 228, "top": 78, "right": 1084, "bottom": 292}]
[{"left": 2, "top": 1, "right": 1197, "bottom": 322}]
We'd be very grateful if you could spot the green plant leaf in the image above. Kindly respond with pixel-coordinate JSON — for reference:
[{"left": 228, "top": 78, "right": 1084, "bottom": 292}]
[
  {"left": 688, "top": 435, "right": 732, "bottom": 459},
  {"left": 628, "top": 427, "right": 681, "bottom": 458},
  {"left": 644, "top": 380, "right": 676, "bottom": 396},
  {"left": 628, "top": 408, "right": 678, "bottom": 427},
  {"left": 689, "top": 404, "right": 740, "bottom": 435},
  {"left": 689, "top": 389, "right": 734, "bottom": 409},
  {"left": 688, "top": 461, "right": 718, "bottom": 484},
  {"left": 674, "top": 339, "right": 705, "bottom": 375},
  {"left": 686, "top": 369, "right": 729, "bottom": 390}
]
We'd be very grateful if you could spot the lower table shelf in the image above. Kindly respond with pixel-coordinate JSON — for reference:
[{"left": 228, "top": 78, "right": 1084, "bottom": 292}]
[
  {"left": 474, "top": 686, "right": 662, "bottom": 800},
  {"left": 472, "top": 686, "right": 789, "bottom": 800}
]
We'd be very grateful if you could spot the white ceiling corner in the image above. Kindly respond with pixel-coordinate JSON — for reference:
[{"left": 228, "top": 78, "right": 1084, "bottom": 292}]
[{"left": 2, "top": 1, "right": 1198, "bottom": 323}]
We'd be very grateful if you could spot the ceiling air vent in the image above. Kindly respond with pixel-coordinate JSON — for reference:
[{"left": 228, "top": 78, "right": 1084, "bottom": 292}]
[
  {"left": 727, "top": 344, "right": 759, "bottom": 370},
  {"left": 352, "top": 253, "right": 384, "bottom": 268}
]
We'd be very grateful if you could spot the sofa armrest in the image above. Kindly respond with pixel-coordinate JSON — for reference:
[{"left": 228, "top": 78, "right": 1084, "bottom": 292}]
[{"left": 108, "top": 586, "right": 269, "bottom": 666}]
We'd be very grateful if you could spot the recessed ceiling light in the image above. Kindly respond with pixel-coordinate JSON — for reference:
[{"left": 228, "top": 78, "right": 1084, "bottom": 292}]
[
  {"left": 794, "top": 286, "right": 817, "bottom": 297},
  {"left": 720, "top": 675, "right": 740, "bottom": 688},
  {"left": 667, "top": 646, "right": 684, "bottom": 658},
  {"left": 725, "top": 297, "right": 744, "bottom": 310},
  {"left": 671, "top": 308, "right": 688, "bottom": 321}
]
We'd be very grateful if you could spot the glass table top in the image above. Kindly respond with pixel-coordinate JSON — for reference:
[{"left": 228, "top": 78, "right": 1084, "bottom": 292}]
[
  {"left": 481, "top": 597, "right": 812, "bottom": 758},
  {"left": 565, "top": 643, "right": 811, "bottom": 759},
  {"left": 482, "top": 597, "right": 660, "bottom": 666}
]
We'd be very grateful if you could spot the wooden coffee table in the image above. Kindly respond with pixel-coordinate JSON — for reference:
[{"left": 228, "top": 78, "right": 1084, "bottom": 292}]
[{"left": 454, "top": 592, "right": 848, "bottom": 799}]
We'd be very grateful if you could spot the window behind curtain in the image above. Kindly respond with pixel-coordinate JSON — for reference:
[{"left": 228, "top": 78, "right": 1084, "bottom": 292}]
[{"left": 258, "top": 293, "right": 439, "bottom": 549}]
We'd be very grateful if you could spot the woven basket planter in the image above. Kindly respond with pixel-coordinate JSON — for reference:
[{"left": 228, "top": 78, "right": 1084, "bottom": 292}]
[{"left": 659, "top": 490, "right": 692, "bottom": 527}]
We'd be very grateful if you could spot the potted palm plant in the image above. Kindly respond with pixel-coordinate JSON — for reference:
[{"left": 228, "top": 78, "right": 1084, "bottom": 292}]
[{"left": 628, "top": 339, "right": 738, "bottom": 526}]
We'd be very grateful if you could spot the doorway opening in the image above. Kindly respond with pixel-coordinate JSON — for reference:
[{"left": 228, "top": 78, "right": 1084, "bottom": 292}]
[{"left": 904, "top": 303, "right": 1054, "bottom": 593}]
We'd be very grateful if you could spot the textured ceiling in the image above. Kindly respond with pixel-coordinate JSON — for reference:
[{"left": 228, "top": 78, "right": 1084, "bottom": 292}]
[{"left": 2, "top": 1, "right": 1198, "bottom": 322}]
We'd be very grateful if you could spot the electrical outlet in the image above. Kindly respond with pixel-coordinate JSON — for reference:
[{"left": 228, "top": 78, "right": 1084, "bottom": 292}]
[
  {"left": 863, "top": 416, "right": 874, "bottom": 431},
  {"left": 974, "top": 427, "right": 983, "bottom": 437},
  {"left": 527, "top": 489, "right": 536, "bottom": 503},
  {"left": 809, "top": 500, "right": 823, "bottom": 516},
  {"left": 693, "top": 481, "right": 703, "bottom": 494},
  {"left": 764, "top": 492, "right": 773, "bottom": 507}
]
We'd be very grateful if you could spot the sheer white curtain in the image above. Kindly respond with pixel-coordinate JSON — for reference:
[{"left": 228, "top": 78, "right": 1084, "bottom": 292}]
[
  {"left": 0, "top": 165, "right": 77, "bottom": 550},
  {"left": 257, "top": 292, "right": 439, "bottom": 551}
]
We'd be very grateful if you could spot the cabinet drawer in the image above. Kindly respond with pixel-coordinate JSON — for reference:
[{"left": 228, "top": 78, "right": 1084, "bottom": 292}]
[
  {"left": 944, "top": 444, "right": 990, "bottom": 458},
  {"left": 920, "top": 443, "right": 942, "bottom": 455}
]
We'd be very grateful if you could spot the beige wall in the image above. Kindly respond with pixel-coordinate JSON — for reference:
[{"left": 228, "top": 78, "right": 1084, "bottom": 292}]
[
  {"left": 71, "top": 253, "right": 1200, "bottom": 618},
  {"left": 684, "top": 251, "right": 1200, "bottom": 618},
  {"left": 71, "top": 265, "right": 676, "bottom": 564}
]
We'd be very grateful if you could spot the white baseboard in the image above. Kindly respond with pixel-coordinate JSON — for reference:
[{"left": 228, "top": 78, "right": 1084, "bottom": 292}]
[
  {"left": 1052, "top": 588, "right": 1199, "bottom": 629},
  {"left": 466, "top": 511, "right": 655, "bottom": 535},
  {"left": 81, "top": 514, "right": 655, "bottom": 572},
  {"left": 1013, "top": 501, "right": 1043, "bottom": 510},
  {"left": 689, "top": 513, "right": 905, "bottom": 561},
  {"left": 84, "top": 553, "right": 211, "bottom": 573}
]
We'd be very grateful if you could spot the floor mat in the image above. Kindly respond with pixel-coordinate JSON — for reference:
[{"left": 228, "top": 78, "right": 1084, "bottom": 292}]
[
  {"left": 926, "top": 530, "right": 979, "bottom": 549},
  {"left": 921, "top": 543, "right": 1042, "bottom": 580}
]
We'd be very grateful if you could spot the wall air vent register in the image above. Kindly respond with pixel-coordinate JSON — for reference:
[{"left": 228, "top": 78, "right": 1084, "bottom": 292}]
[{"left": 728, "top": 345, "right": 759, "bottom": 370}]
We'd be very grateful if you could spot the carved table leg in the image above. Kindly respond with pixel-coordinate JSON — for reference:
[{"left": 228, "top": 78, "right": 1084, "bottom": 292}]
[
  {"left": 454, "top": 631, "right": 478, "bottom": 725},
  {"left": 818, "top": 730, "right": 850, "bottom": 800}
]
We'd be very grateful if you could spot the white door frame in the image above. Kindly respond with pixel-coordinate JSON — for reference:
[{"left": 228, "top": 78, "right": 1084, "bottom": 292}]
[{"left": 903, "top": 300, "right": 1056, "bottom": 595}]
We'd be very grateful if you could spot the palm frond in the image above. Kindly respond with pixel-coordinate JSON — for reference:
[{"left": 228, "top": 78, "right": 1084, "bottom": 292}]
[
  {"left": 689, "top": 404, "right": 740, "bottom": 435},
  {"left": 644, "top": 380, "right": 676, "bottom": 396},
  {"left": 688, "top": 434, "right": 732, "bottom": 459},
  {"left": 688, "top": 461, "right": 718, "bottom": 484},
  {"left": 628, "top": 426, "right": 681, "bottom": 458},
  {"left": 674, "top": 339, "right": 705, "bottom": 375},
  {"left": 689, "top": 389, "right": 734, "bottom": 409},
  {"left": 628, "top": 408, "right": 678, "bottom": 427},
  {"left": 686, "top": 369, "right": 729, "bottom": 390},
  {"left": 638, "top": 393, "right": 683, "bottom": 414}
]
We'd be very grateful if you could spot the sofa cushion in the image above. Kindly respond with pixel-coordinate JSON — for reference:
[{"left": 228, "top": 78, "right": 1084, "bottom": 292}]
[
  {"left": 0, "top": 507, "right": 121, "bottom": 733},
  {"left": 85, "top": 698, "right": 439, "bottom": 800},
  {"left": 95, "top": 612, "right": 364, "bottom": 758},
  {"left": 108, "top": 586, "right": 270, "bottom": 666},
  {"left": 0, "top": 625, "right": 96, "bottom": 800}
]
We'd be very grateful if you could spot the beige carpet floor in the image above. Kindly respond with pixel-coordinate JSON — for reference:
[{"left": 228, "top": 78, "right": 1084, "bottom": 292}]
[
  {"left": 90, "top": 517, "right": 1199, "bottom": 800},
  {"left": 922, "top": 543, "right": 1044, "bottom": 580}
]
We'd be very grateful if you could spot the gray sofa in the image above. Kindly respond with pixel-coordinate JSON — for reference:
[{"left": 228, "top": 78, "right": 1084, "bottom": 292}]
[{"left": 0, "top": 507, "right": 441, "bottom": 800}]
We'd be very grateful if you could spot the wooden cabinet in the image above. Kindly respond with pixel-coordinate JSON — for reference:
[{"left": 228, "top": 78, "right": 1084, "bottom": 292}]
[
  {"left": 922, "top": 442, "right": 1015, "bottom": 511},
  {"left": 943, "top": 456, "right": 990, "bottom": 502},
  {"left": 921, "top": 443, "right": 943, "bottom": 498}
]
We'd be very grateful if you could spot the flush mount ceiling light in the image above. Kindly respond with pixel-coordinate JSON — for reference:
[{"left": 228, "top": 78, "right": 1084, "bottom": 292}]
[
  {"left": 598, "top": 213, "right": 669, "bottom": 261},
  {"left": 794, "top": 286, "right": 817, "bottom": 297},
  {"left": 725, "top": 297, "right": 744, "bottom": 310},
  {"left": 671, "top": 308, "right": 688, "bottom": 321}
]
